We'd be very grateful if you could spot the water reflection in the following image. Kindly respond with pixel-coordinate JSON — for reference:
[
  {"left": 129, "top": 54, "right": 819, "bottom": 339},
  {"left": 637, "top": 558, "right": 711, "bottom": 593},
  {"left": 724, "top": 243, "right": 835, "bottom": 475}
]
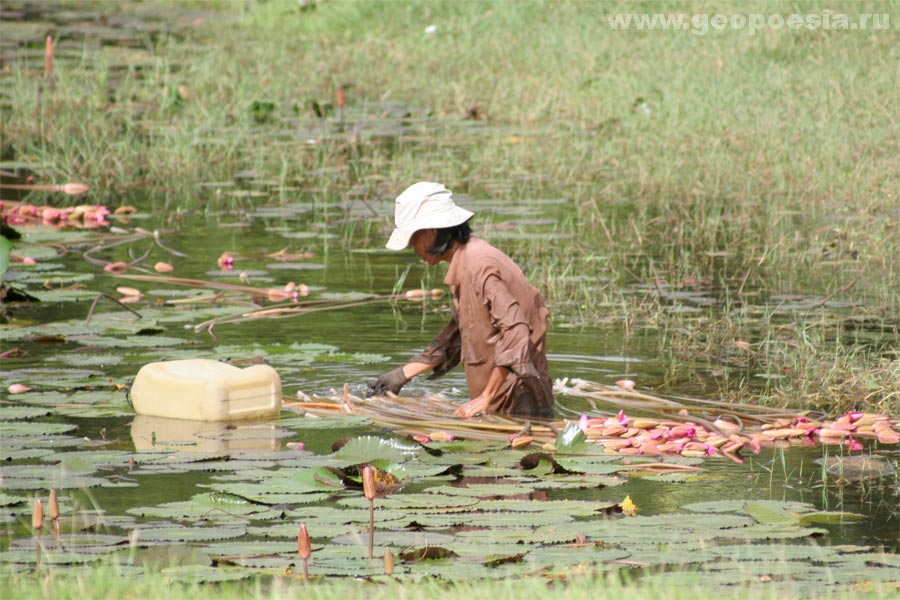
[{"left": 130, "top": 415, "right": 288, "bottom": 453}]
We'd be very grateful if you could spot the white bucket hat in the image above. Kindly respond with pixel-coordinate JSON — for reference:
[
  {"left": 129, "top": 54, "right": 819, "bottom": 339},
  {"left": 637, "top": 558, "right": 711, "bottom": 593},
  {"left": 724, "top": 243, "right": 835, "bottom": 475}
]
[{"left": 386, "top": 182, "right": 474, "bottom": 251}]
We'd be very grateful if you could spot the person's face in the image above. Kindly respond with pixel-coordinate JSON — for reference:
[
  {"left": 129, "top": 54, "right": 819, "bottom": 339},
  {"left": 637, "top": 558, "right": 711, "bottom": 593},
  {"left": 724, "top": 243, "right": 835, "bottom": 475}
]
[{"left": 410, "top": 229, "right": 442, "bottom": 265}]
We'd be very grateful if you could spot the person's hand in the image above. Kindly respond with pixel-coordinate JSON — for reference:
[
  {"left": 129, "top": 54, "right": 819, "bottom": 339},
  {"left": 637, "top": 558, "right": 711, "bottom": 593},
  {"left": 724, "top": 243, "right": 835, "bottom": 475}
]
[
  {"left": 453, "top": 394, "right": 490, "bottom": 418},
  {"left": 367, "top": 367, "right": 408, "bottom": 397}
]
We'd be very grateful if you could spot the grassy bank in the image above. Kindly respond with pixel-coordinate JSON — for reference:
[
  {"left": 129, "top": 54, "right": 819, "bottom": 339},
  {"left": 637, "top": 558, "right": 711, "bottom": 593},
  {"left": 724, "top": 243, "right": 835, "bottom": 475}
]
[
  {"left": 2, "top": 0, "right": 898, "bottom": 413},
  {"left": 3, "top": 562, "right": 896, "bottom": 600}
]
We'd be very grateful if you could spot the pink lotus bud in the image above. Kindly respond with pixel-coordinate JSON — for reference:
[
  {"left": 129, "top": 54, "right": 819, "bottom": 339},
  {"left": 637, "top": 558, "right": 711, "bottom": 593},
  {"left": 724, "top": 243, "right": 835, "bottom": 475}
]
[
  {"left": 844, "top": 439, "right": 863, "bottom": 452},
  {"left": 615, "top": 379, "right": 635, "bottom": 390},
  {"left": 116, "top": 287, "right": 142, "bottom": 298},
  {"left": 217, "top": 252, "right": 234, "bottom": 269},
  {"left": 32, "top": 499, "right": 43, "bottom": 530},
  {"left": 362, "top": 465, "right": 376, "bottom": 500},
  {"left": 8, "top": 384, "right": 31, "bottom": 394},
  {"left": 297, "top": 523, "right": 312, "bottom": 559},
  {"left": 48, "top": 490, "right": 60, "bottom": 521},
  {"left": 846, "top": 411, "right": 864, "bottom": 424},
  {"left": 154, "top": 262, "right": 174, "bottom": 272},
  {"left": 616, "top": 410, "right": 628, "bottom": 426},
  {"left": 104, "top": 261, "right": 129, "bottom": 274},
  {"left": 412, "top": 435, "right": 430, "bottom": 444},
  {"left": 44, "top": 36, "right": 53, "bottom": 77},
  {"left": 286, "top": 442, "right": 305, "bottom": 451},
  {"left": 383, "top": 547, "right": 394, "bottom": 575},
  {"left": 429, "top": 431, "right": 454, "bottom": 442}
]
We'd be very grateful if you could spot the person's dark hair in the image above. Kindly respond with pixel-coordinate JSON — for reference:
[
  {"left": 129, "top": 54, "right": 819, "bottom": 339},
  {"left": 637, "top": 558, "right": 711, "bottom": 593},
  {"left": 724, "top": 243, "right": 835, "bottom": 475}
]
[{"left": 427, "top": 220, "right": 472, "bottom": 255}]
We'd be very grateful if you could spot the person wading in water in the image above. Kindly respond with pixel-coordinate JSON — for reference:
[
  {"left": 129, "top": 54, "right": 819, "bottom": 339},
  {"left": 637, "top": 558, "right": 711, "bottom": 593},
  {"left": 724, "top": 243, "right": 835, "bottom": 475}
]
[{"left": 368, "top": 182, "right": 554, "bottom": 419}]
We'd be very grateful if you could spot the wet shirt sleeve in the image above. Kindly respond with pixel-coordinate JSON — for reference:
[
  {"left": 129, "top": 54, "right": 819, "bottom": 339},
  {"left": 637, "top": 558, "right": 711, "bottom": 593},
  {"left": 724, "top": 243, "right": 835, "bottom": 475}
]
[
  {"left": 482, "top": 273, "right": 540, "bottom": 378},
  {"left": 409, "top": 314, "right": 462, "bottom": 379}
]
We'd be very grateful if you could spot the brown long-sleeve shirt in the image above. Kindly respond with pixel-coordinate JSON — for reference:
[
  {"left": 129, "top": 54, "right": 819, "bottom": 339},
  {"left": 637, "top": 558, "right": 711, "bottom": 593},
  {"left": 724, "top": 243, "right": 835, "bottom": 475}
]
[{"left": 410, "top": 237, "right": 554, "bottom": 417}]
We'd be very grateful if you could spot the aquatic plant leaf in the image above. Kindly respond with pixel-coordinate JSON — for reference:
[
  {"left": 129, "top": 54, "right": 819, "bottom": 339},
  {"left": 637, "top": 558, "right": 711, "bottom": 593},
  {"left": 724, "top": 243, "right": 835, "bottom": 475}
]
[
  {"left": 555, "top": 422, "right": 592, "bottom": 452},
  {"left": 132, "top": 525, "right": 247, "bottom": 543},
  {"left": 743, "top": 502, "right": 801, "bottom": 526},
  {"left": 639, "top": 472, "right": 698, "bottom": 483},
  {"left": 0, "top": 493, "right": 28, "bottom": 507},
  {"left": 132, "top": 545, "right": 212, "bottom": 569},
  {"left": 0, "top": 421, "right": 78, "bottom": 437},
  {"left": 706, "top": 543, "right": 840, "bottom": 562},
  {"left": 331, "top": 436, "right": 421, "bottom": 464},
  {"left": 337, "top": 493, "right": 479, "bottom": 510},
  {"left": 330, "top": 530, "right": 455, "bottom": 548},
  {"left": 723, "top": 525, "right": 829, "bottom": 541},
  {"left": 203, "top": 482, "right": 332, "bottom": 506},
  {"left": 526, "top": 544, "right": 631, "bottom": 568},
  {"left": 425, "top": 483, "right": 535, "bottom": 498},
  {"left": 682, "top": 499, "right": 815, "bottom": 514},
  {"left": 0, "top": 447, "right": 57, "bottom": 461},
  {"left": 552, "top": 456, "right": 624, "bottom": 475},
  {"left": 0, "top": 406, "right": 51, "bottom": 421},
  {"left": 159, "top": 564, "right": 253, "bottom": 583},
  {"left": 278, "top": 414, "right": 373, "bottom": 429},
  {"left": 795, "top": 511, "right": 866, "bottom": 525}
]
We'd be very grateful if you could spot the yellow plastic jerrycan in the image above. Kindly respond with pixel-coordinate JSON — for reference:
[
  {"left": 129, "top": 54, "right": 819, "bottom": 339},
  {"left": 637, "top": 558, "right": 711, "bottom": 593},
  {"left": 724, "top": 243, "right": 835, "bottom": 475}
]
[{"left": 130, "top": 359, "right": 282, "bottom": 421}]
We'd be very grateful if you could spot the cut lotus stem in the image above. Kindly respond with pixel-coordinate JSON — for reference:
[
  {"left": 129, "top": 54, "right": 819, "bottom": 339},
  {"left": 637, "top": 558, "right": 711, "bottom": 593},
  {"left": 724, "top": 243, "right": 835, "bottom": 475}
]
[
  {"left": 362, "top": 465, "right": 376, "bottom": 560},
  {"left": 32, "top": 498, "right": 43, "bottom": 568},
  {"left": 85, "top": 293, "right": 142, "bottom": 324},
  {"left": 297, "top": 523, "right": 312, "bottom": 579},
  {"left": 0, "top": 182, "right": 89, "bottom": 195}
]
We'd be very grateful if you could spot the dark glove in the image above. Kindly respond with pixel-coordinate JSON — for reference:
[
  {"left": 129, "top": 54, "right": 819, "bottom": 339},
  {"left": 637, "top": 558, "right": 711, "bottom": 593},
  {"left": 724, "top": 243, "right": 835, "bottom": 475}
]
[{"left": 367, "top": 367, "right": 408, "bottom": 397}]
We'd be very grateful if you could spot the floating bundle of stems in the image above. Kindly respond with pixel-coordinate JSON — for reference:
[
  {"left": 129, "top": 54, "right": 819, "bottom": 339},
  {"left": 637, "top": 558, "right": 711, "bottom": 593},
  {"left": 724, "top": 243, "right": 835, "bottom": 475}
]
[
  {"left": 293, "top": 379, "right": 811, "bottom": 442},
  {"left": 290, "top": 379, "right": 900, "bottom": 461},
  {"left": 288, "top": 384, "right": 556, "bottom": 445}
]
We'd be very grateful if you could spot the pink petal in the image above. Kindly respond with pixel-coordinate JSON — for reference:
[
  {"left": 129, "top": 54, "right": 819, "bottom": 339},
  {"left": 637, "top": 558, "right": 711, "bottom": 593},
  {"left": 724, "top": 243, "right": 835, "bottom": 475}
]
[{"left": 615, "top": 379, "right": 635, "bottom": 390}]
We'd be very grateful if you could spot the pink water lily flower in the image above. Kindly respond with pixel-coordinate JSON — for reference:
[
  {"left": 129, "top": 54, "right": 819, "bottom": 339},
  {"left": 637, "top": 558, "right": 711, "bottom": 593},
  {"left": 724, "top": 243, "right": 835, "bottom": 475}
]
[
  {"left": 846, "top": 411, "right": 864, "bottom": 424},
  {"left": 578, "top": 414, "right": 589, "bottom": 432}
]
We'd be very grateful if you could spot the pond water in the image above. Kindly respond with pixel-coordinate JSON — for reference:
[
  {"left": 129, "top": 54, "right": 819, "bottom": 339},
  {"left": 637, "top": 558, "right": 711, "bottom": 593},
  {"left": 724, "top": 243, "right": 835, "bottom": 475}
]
[{"left": 1, "top": 2, "right": 898, "bottom": 593}]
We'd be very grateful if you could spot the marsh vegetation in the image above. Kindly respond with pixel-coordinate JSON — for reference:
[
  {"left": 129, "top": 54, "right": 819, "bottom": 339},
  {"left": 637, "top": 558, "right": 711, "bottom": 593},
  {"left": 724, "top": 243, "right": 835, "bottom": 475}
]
[{"left": 1, "top": 1, "right": 898, "bottom": 597}]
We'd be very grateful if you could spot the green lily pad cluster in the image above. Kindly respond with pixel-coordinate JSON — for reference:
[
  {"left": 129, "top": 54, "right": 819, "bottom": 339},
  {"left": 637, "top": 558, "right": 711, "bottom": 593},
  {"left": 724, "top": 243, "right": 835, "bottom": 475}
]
[{"left": 1, "top": 430, "right": 896, "bottom": 593}]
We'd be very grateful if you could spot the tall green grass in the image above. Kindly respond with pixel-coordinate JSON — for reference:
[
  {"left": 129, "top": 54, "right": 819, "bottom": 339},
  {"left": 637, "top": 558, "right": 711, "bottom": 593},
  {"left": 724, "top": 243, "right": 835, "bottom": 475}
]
[{"left": 3, "top": 561, "right": 896, "bottom": 600}]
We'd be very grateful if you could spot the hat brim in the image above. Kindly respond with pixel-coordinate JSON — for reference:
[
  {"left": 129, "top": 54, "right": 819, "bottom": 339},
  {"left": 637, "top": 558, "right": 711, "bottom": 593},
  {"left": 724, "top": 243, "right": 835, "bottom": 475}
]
[{"left": 385, "top": 205, "right": 473, "bottom": 251}]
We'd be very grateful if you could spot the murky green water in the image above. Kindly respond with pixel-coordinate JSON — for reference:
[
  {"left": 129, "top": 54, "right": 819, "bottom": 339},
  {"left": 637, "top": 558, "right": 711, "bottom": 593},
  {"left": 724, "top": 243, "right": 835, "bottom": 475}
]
[{"left": 3, "top": 209, "right": 898, "bottom": 555}]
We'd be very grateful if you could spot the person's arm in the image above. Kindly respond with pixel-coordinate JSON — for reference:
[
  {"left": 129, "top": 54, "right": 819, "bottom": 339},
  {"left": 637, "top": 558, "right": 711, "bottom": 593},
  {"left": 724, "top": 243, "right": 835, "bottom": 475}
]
[
  {"left": 453, "top": 365, "right": 510, "bottom": 417},
  {"left": 401, "top": 362, "right": 433, "bottom": 380},
  {"left": 368, "top": 314, "right": 461, "bottom": 397}
]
